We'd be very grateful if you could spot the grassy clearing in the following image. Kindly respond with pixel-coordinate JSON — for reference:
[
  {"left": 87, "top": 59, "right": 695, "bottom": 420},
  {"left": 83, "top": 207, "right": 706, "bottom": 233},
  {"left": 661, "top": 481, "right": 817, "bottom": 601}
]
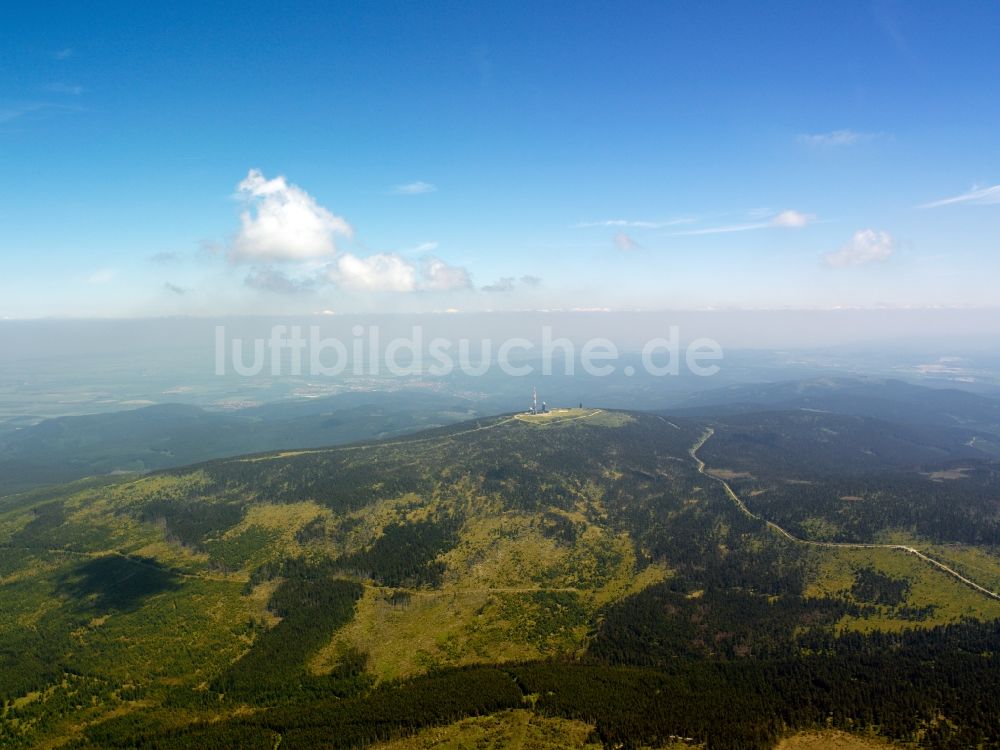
[
  {"left": 878, "top": 530, "right": 1000, "bottom": 594},
  {"left": 806, "top": 545, "right": 1000, "bottom": 632},
  {"left": 514, "top": 408, "right": 632, "bottom": 427},
  {"left": 922, "top": 543, "right": 1000, "bottom": 593},
  {"left": 368, "top": 709, "right": 603, "bottom": 749},
  {"left": 69, "top": 577, "right": 252, "bottom": 684},
  {"left": 203, "top": 501, "right": 333, "bottom": 571},
  {"left": 368, "top": 708, "right": 700, "bottom": 750},
  {"left": 312, "top": 509, "right": 665, "bottom": 681},
  {"left": 775, "top": 730, "right": 903, "bottom": 749}
]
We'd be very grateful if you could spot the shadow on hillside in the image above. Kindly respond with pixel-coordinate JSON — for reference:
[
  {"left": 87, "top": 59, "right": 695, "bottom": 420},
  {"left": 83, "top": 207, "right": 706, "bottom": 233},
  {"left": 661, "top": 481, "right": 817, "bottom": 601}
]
[{"left": 58, "top": 555, "right": 181, "bottom": 613}]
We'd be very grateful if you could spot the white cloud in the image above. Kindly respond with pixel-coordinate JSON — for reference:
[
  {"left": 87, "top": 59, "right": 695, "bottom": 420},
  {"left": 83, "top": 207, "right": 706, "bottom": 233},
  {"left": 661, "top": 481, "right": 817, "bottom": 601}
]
[
  {"left": 574, "top": 218, "right": 693, "bottom": 229},
  {"left": 54, "top": 48, "right": 73, "bottom": 60},
  {"left": 326, "top": 253, "right": 470, "bottom": 292},
  {"left": 328, "top": 253, "right": 417, "bottom": 292},
  {"left": 921, "top": 184, "right": 1000, "bottom": 209},
  {"left": 824, "top": 229, "right": 895, "bottom": 268},
  {"left": 770, "top": 210, "right": 812, "bottom": 228},
  {"left": 392, "top": 181, "right": 436, "bottom": 195},
  {"left": 0, "top": 102, "right": 72, "bottom": 124},
  {"left": 798, "top": 129, "right": 874, "bottom": 147},
  {"left": 228, "top": 169, "right": 352, "bottom": 264},
  {"left": 407, "top": 241, "right": 439, "bottom": 254},
  {"left": 220, "top": 170, "right": 474, "bottom": 296},
  {"left": 674, "top": 210, "right": 815, "bottom": 236},
  {"left": 420, "top": 257, "right": 472, "bottom": 291},
  {"left": 614, "top": 233, "right": 641, "bottom": 251},
  {"left": 674, "top": 222, "right": 764, "bottom": 236}
]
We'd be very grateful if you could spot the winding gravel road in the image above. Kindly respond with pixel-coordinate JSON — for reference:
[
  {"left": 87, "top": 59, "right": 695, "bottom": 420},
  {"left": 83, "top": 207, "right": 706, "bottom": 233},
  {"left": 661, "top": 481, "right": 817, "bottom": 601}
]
[{"left": 689, "top": 427, "right": 1000, "bottom": 603}]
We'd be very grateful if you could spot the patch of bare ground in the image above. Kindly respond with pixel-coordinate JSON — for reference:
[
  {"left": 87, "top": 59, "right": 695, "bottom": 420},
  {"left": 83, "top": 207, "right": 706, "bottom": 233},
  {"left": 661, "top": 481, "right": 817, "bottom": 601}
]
[
  {"left": 776, "top": 730, "right": 904, "bottom": 749},
  {"left": 707, "top": 468, "right": 752, "bottom": 480},
  {"left": 925, "top": 467, "right": 972, "bottom": 481}
]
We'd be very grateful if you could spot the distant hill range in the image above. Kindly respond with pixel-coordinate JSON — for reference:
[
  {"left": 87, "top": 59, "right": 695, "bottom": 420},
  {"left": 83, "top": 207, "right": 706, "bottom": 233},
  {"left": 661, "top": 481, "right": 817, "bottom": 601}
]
[
  {"left": 666, "top": 376, "right": 1000, "bottom": 434},
  {"left": 0, "top": 391, "right": 481, "bottom": 496},
  {"left": 4, "top": 375, "right": 1000, "bottom": 498}
]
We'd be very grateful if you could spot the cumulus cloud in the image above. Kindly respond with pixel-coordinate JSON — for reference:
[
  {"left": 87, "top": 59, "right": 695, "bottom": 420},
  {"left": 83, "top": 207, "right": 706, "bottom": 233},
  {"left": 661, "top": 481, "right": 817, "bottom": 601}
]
[
  {"left": 798, "top": 129, "right": 874, "bottom": 147},
  {"left": 319, "top": 253, "right": 473, "bottom": 292},
  {"left": 614, "top": 232, "right": 641, "bottom": 251},
  {"left": 921, "top": 184, "right": 1000, "bottom": 209},
  {"left": 420, "top": 257, "right": 472, "bottom": 291},
  {"left": 229, "top": 169, "right": 352, "bottom": 264},
  {"left": 392, "top": 181, "right": 436, "bottom": 195},
  {"left": 244, "top": 266, "right": 315, "bottom": 294},
  {"left": 327, "top": 253, "right": 418, "bottom": 292},
  {"left": 222, "top": 170, "right": 471, "bottom": 295},
  {"left": 824, "top": 229, "right": 895, "bottom": 268}
]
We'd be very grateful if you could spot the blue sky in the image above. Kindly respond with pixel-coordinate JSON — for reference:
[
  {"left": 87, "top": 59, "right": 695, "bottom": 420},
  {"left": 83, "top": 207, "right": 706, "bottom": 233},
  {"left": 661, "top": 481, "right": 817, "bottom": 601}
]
[{"left": 1, "top": 0, "right": 998, "bottom": 317}]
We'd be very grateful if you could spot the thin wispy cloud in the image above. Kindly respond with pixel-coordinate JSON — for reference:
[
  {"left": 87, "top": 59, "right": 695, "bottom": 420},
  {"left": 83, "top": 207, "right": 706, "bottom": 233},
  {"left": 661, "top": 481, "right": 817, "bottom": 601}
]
[
  {"left": 53, "top": 48, "right": 73, "bottom": 60},
  {"left": 400, "top": 241, "right": 439, "bottom": 255},
  {"left": 0, "top": 102, "right": 81, "bottom": 125},
  {"left": 44, "top": 83, "right": 84, "bottom": 95},
  {"left": 163, "top": 282, "right": 187, "bottom": 295},
  {"left": 873, "top": 2, "right": 920, "bottom": 70},
  {"left": 921, "top": 184, "right": 1000, "bottom": 209},
  {"left": 0, "top": 104, "right": 39, "bottom": 124},
  {"left": 673, "top": 210, "right": 815, "bottom": 236},
  {"left": 0, "top": 102, "right": 74, "bottom": 124},
  {"left": 675, "top": 222, "right": 767, "bottom": 236},
  {"left": 392, "top": 180, "right": 436, "bottom": 195},
  {"left": 798, "top": 130, "right": 875, "bottom": 147},
  {"left": 574, "top": 218, "right": 693, "bottom": 229}
]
